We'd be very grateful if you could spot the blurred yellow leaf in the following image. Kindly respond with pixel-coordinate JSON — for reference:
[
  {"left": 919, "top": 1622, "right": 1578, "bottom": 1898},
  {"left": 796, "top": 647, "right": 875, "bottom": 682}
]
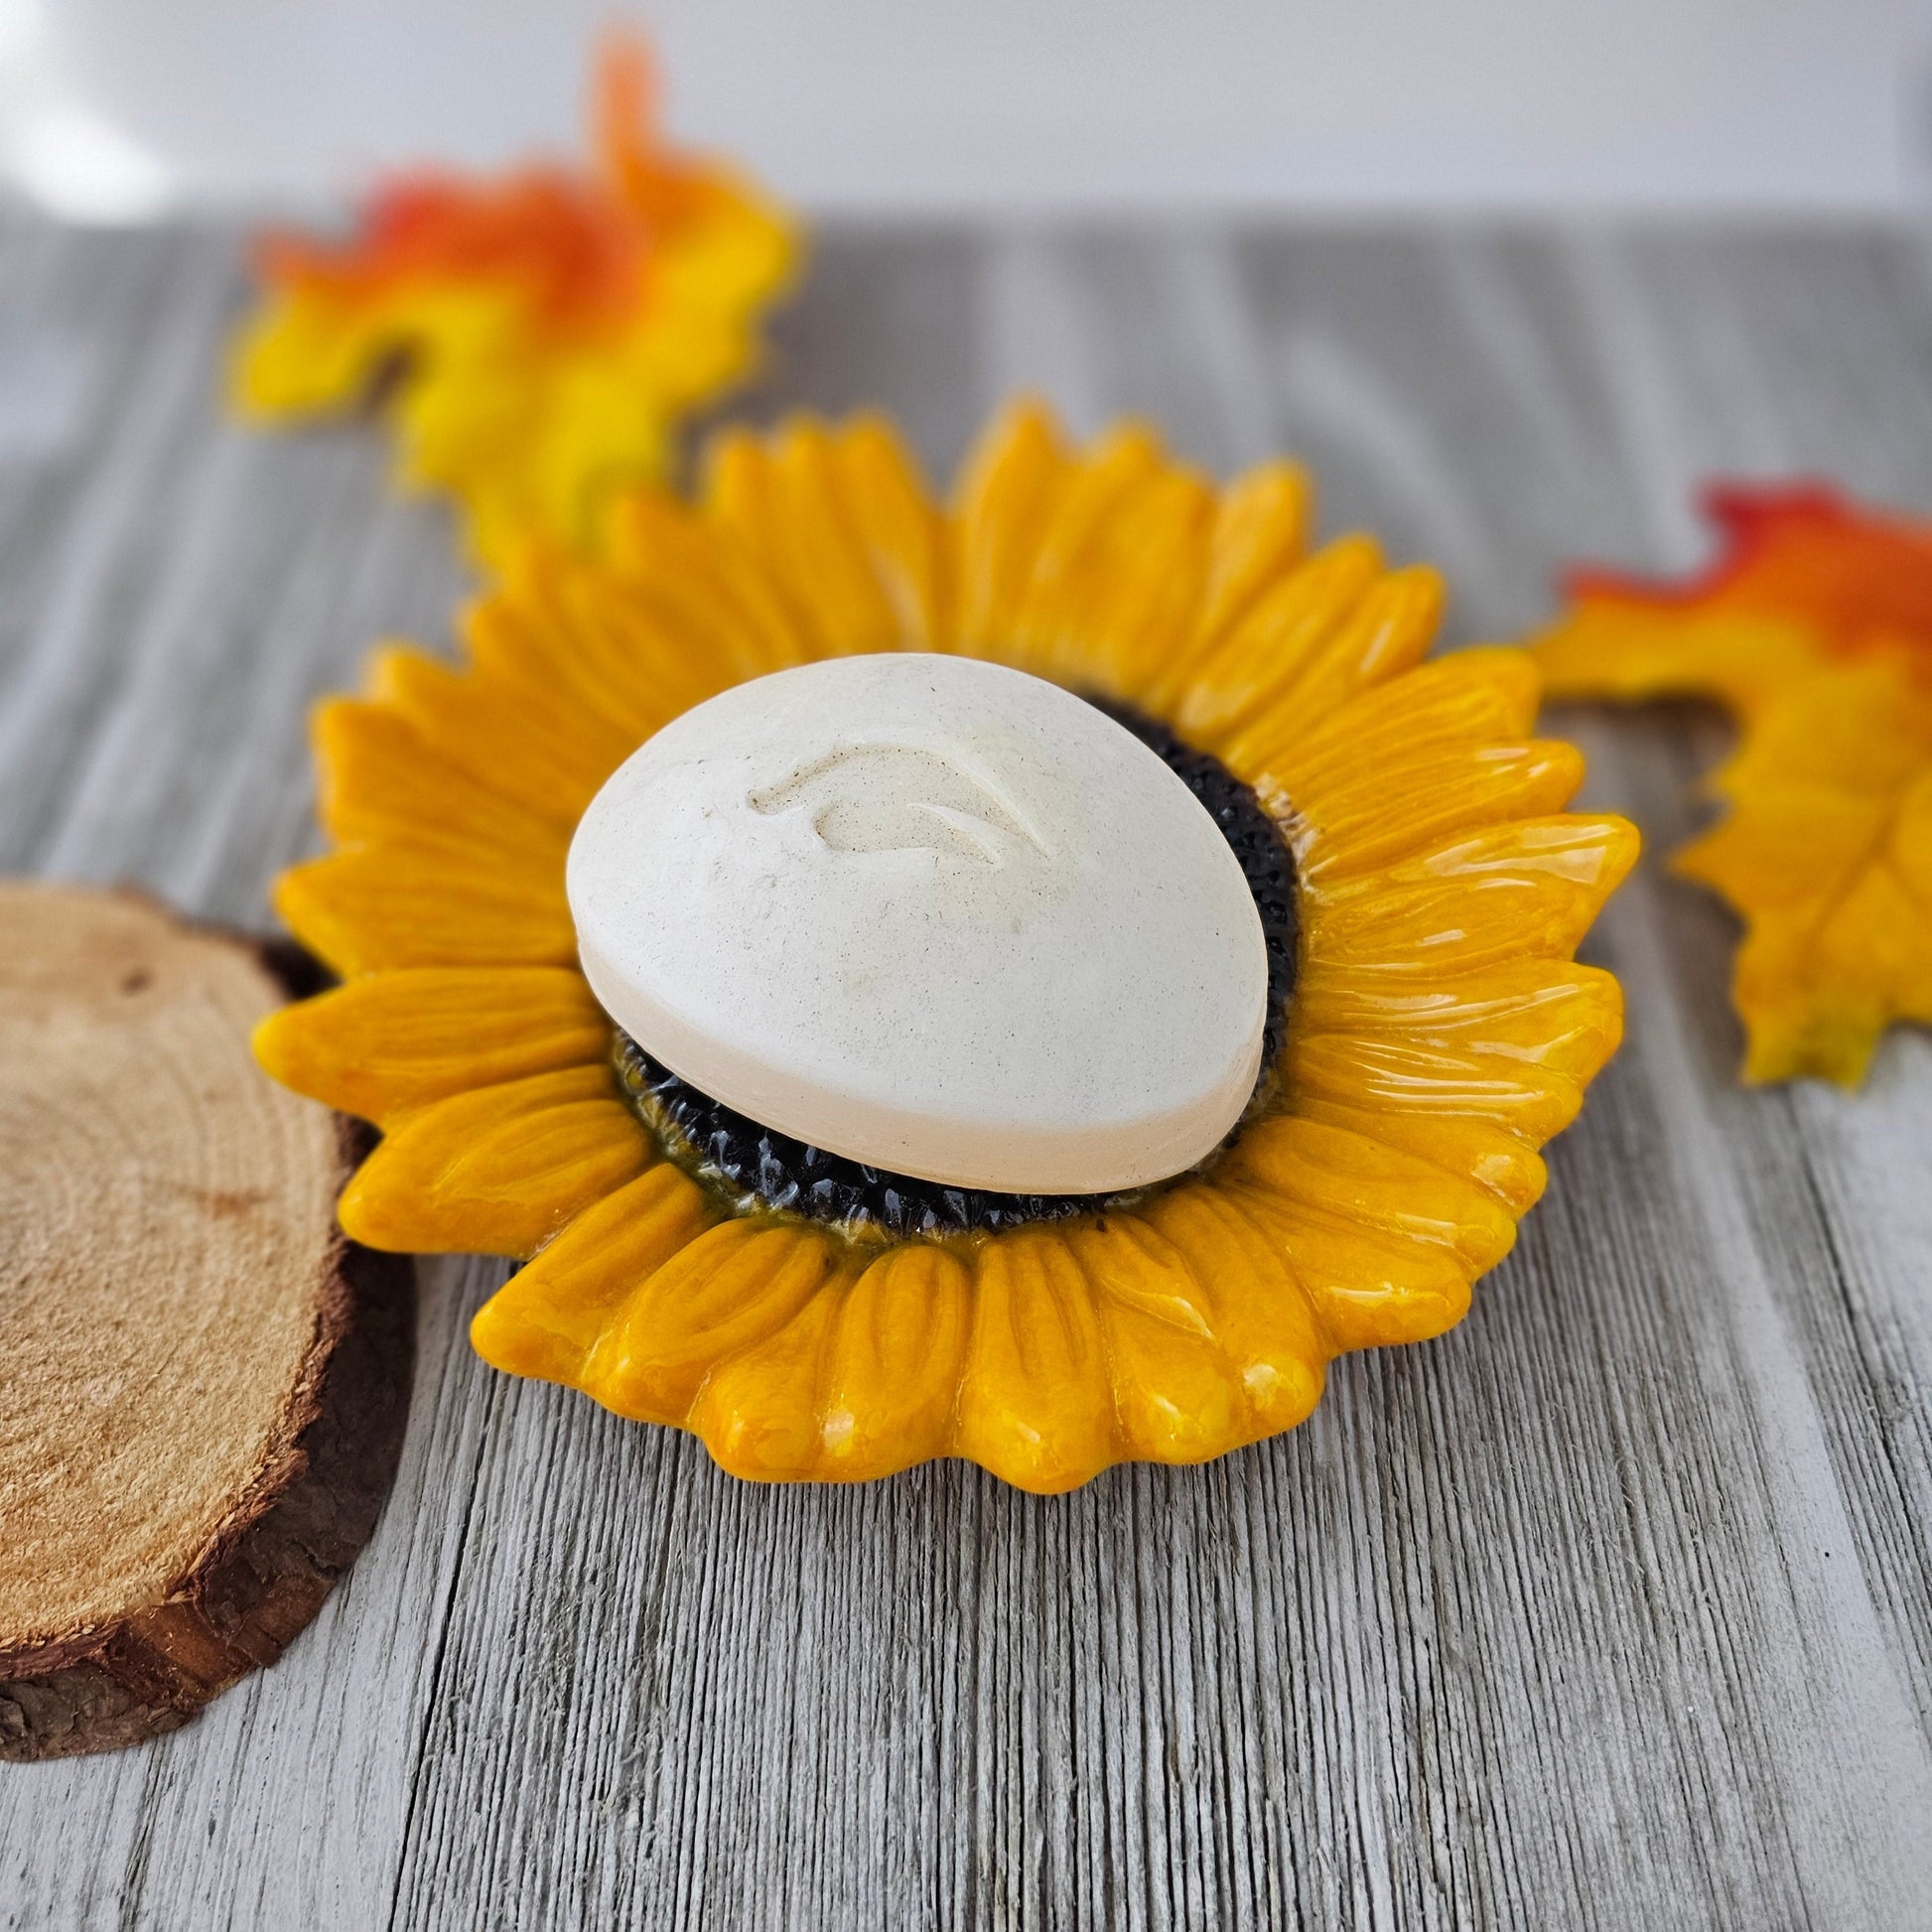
[
  {"left": 1535, "top": 485, "right": 1932, "bottom": 1085},
  {"left": 230, "top": 34, "right": 797, "bottom": 567}
]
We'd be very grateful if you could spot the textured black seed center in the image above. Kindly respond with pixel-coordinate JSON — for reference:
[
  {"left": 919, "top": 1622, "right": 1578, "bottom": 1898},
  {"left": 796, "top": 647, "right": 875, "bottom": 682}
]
[{"left": 614, "top": 697, "right": 1299, "bottom": 1238}]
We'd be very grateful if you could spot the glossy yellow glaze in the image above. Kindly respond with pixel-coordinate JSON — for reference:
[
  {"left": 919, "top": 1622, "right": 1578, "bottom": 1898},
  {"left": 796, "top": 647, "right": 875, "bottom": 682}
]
[{"left": 255, "top": 401, "right": 1637, "bottom": 1491}]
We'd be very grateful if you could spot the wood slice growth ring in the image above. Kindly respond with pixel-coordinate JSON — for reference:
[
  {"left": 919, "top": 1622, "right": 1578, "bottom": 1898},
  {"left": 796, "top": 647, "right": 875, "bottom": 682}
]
[{"left": 0, "top": 883, "right": 413, "bottom": 1760}]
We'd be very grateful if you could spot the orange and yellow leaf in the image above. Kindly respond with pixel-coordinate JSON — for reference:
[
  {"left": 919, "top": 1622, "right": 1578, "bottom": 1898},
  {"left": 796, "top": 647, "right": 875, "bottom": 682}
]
[
  {"left": 1535, "top": 483, "right": 1932, "bottom": 1084},
  {"left": 230, "top": 34, "right": 796, "bottom": 565}
]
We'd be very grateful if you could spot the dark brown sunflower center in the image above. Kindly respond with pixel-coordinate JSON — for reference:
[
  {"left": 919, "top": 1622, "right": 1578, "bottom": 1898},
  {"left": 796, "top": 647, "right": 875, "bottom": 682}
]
[{"left": 614, "top": 698, "right": 1298, "bottom": 1237}]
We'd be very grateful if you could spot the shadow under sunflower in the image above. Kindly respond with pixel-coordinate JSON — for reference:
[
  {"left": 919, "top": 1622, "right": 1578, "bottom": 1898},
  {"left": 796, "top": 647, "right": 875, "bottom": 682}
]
[{"left": 256, "top": 401, "right": 1637, "bottom": 1492}]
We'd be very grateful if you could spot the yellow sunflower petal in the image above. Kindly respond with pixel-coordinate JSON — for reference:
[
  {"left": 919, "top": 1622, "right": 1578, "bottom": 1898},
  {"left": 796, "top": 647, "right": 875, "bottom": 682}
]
[
  {"left": 1285, "top": 646, "right": 1545, "bottom": 796},
  {"left": 1136, "top": 1185, "right": 1327, "bottom": 1430},
  {"left": 274, "top": 839, "right": 574, "bottom": 978},
  {"left": 1000, "top": 424, "right": 1191, "bottom": 679},
  {"left": 581, "top": 1219, "right": 840, "bottom": 1425},
  {"left": 773, "top": 418, "right": 917, "bottom": 654},
  {"left": 1221, "top": 566, "right": 1446, "bottom": 779},
  {"left": 366, "top": 643, "right": 628, "bottom": 826},
  {"left": 690, "top": 1274, "right": 851, "bottom": 1481},
  {"left": 253, "top": 966, "right": 610, "bottom": 1125},
  {"left": 604, "top": 484, "right": 812, "bottom": 678},
  {"left": 1192, "top": 460, "right": 1314, "bottom": 645},
  {"left": 951, "top": 398, "right": 1068, "bottom": 654},
  {"left": 1170, "top": 535, "right": 1385, "bottom": 748},
  {"left": 1227, "top": 1114, "right": 1521, "bottom": 1275},
  {"left": 1290, "top": 1035, "right": 1586, "bottom": 1157},
  {"left": 314, "top": 697, "right": 570, "bottom": 860},
  {"left": 1063, "top": 1217, "right": 1246, "bottom": 1465},
  {"left": 1006, "top": 424, "right": 1168, "bottom": 677},
  {"left": 1310, "top": 815, "right": 1639, "bottom": 975},
  {"left": 1046, "top": 466, "right": 1216, "bottom": 698},
  {"left": 1228, "top": 1183, "right": 1474, "bottom": 1351},
  {"left": 1294, "top": 738, "right": 1586, "bottom": 882},
  {"left": 703, "top": 420, "right": 910, "bottom": 658},
  {"left": 1138, "top": 461, "right": 1311, "bottom": 712},
  {"left": 465, "top": 554, "right": 727, "bottom": 744},
  {"left": 955, "top": 1228, "right": 1116, "bottom": 1493},
  {"left": 1291, "top": 841, "right": 1626, "bottom": 1216},
  {"left": 1267, "top": 563, "right": 1442, "bottom": 715},
  {"left": 339, "top": 1064, "right": 651, "bottom": 1255},
  {"left": 700, "top": 428, "right": 778, "bottom": 569},
  {"left": 835, "top": 414, "right": 947, "bottom": 650},
  {"left": 470, "top": 1164, "right": 716, "bottom": 1384},
  {"left": 818, "top": 1242, "right": 974, "bottom": 1479},
  {"left": 1288, "top": 1101, "right": 1547, "bottom": 1216},
  {"left": 1295, "top": 958, "right": 1625, "bottom": 1076},
  {"left": 1283, "top": 959, "right": 1624, "bottom": 1206}
]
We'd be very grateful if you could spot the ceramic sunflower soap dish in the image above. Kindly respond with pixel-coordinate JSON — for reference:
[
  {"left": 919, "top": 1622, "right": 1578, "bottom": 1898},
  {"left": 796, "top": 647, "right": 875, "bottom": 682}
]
[{"left": 255, "top": 401, "right": 1637, "bottom": 1492}]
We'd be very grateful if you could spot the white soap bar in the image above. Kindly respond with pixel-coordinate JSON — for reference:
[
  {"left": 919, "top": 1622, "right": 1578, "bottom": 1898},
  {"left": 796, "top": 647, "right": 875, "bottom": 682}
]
[{"left": 568, "top": 654, "right": 1269, "bottom": 1194}]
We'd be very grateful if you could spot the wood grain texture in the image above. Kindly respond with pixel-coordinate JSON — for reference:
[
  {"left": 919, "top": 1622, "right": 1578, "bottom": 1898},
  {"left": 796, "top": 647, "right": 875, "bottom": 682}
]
[
  {"left": 1, "top": 218, "right": 1929, "bottom": 1927},
  {"left": 0, "top": 886, "right": 413, "bottom": 1759}
]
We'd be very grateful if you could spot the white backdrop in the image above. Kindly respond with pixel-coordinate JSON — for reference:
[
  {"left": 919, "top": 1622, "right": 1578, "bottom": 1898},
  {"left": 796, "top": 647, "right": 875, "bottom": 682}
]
[{"left": 4, "top": 0, "right": 1930, "bottom": 218}]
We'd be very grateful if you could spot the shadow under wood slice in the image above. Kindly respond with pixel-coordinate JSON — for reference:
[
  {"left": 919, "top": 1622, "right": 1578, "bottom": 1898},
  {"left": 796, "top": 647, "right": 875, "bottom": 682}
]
[{"left": 0, "top": 882, "right": 415, "bottom": 1762}]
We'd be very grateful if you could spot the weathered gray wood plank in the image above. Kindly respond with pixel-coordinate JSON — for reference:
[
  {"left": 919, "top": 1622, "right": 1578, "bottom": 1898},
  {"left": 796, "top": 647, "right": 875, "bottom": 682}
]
[{"left": 2, "top": 220, "right": 1930, "bottom": 1931}]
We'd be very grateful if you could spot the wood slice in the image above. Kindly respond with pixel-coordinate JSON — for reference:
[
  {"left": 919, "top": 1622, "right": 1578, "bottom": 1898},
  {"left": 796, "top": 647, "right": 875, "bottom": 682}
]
[{"left": 0, "top": 883, "right": 414, "bottom": 1760}]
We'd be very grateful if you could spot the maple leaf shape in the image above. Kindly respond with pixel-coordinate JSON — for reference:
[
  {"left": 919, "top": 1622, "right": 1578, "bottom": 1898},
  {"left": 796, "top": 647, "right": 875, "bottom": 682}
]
[
  {"left": 1533, "top": 484, "right": 1932, "bottom": 1086},
  {"left": 229, "top": 35, "right": 797, "bottom": 566}
]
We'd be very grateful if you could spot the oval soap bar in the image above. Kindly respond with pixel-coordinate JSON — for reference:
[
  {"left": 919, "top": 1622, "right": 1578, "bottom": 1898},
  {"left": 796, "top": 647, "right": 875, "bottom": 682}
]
[{"left": 567, "top": 654, "right": 1269, "bottom": 1194}]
